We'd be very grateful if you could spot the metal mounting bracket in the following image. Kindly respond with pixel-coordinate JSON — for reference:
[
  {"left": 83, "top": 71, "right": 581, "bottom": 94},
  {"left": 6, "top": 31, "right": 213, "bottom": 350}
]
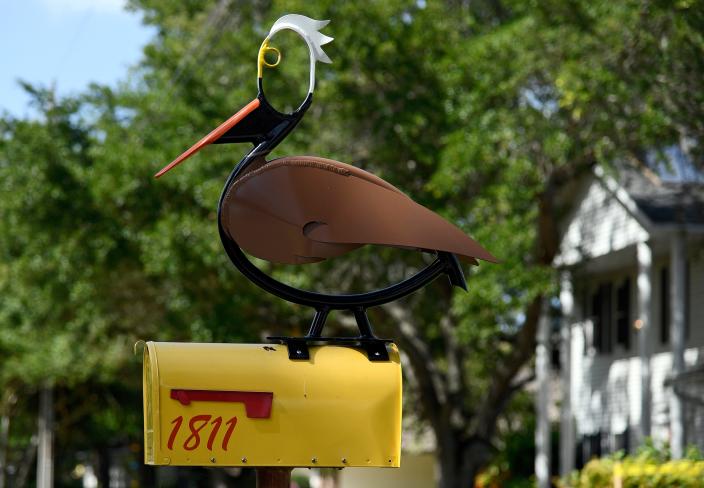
[{"left": 267, "top": 336, "right": 392, "bottom": 362}]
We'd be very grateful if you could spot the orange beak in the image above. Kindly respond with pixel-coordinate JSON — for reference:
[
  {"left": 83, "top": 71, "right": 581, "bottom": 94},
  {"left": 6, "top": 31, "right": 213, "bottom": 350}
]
[{"left": 155, "top": 98, "right": 261, "bottom": 178}]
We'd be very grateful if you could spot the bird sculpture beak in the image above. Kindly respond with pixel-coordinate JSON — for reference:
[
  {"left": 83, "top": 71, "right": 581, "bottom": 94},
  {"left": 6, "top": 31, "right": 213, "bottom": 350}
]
[{"left": 155, "top": 98, "right": 261, "bottom": 178}]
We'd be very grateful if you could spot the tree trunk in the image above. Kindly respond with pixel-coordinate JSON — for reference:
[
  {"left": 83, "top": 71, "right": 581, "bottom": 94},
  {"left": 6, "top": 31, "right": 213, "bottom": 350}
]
[
  {"left": 437, "top": 436, "right": 493, "bottom": 488},
  {"left": 380, "top": 162, "right": 588, "bottom": 487},
  {"left": 15, "top": 434, "right": 38, "bottom": 488},
  {"left": 0, "top": 410, "right": 9, "bottom": 488},
  {"left": 98, "top": 445, "right": 111, "bottom": 487},
  {"left": 36, "top": 385, "right": 54, "bottom": 488},
  {"left": 256, "top": 467, "right": 291, "bottom": 488},
  {"left": 0, "top": 389, "right": 16, "bottom": 488},
  {"left": 210, "top": 468, "right": 228, "bottom": 488}
]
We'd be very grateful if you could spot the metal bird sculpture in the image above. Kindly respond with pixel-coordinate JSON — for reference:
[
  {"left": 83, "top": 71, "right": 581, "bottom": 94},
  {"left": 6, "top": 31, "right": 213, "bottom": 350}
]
[{"left": 155, "top": 15, "right": 497, "bottom": 359}]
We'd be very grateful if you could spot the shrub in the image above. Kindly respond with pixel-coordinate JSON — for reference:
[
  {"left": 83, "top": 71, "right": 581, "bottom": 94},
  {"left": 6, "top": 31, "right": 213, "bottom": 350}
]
[{"left": 559, "top": 442, "right": 704, "bottom": 488}]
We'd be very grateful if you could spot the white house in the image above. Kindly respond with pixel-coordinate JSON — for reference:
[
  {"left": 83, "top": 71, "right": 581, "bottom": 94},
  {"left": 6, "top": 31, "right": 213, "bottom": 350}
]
[{"left": 535, "top": 161, "right": 704, "bottom": 483}]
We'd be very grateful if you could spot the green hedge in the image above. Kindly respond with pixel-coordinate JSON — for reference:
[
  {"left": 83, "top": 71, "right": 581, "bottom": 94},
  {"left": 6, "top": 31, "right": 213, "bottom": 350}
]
[{"left": 560, "top": 442, "right": 704, "bottom": 488}]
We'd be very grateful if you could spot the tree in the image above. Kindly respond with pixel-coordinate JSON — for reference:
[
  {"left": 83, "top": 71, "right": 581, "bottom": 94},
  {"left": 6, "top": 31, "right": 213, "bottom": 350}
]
[
  {"left": 0, "top": 86, "right": 158, "bottom": 487},
  {"left": 1, "top": 1, "right": 702, "bottom": 487}
]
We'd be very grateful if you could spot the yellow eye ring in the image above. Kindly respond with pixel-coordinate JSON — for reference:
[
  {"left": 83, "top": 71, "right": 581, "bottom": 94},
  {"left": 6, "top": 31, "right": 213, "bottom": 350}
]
[
  {"left": 258, "top": 40, "right": 281, "bottom": 77},
  {"left": 263, "top": 46, "right": 281, "bottom": 67}
]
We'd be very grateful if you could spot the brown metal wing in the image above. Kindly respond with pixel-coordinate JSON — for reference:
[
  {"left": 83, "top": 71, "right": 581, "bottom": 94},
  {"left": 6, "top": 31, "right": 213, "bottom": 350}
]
[{"left": 220, "top": 156, "right": 497, "bottom": 265}]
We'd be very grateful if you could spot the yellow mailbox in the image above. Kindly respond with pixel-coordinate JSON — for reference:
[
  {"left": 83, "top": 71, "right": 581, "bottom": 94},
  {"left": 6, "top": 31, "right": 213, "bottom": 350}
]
[{"left": 142, "top": 341, "right": 402, "bottom": 467}]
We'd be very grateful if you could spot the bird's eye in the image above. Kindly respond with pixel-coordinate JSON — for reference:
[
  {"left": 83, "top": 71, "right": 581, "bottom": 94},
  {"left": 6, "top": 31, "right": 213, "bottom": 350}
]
[
  {"left": 262, "top": 45, "right": 281, "bottom": 68},
  {"left": 257, "top": 39, "right": 281, "bottom": 76}
]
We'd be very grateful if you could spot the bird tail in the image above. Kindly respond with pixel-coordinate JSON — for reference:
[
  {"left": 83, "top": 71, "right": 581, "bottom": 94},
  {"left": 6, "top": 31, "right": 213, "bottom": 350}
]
[{"left": 439, "top": 252, "right": 468, "bottom": 291}]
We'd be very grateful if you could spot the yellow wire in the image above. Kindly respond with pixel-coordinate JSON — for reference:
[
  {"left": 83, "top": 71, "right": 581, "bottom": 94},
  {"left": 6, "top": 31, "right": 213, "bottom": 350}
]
[{"left": 258, "top": 39, "right": 281, "bottom": 78}]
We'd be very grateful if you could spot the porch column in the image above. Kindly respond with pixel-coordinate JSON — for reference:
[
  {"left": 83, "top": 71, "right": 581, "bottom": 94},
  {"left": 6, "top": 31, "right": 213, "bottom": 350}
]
[
  {"left": 559, "top": 271, "right": 575, "bottom": 476},
  {"left": 670, "top": 232, "right": 686, "bottom": 458},
  {"left": 535, "top": 300, "right": 551, "bottom": 488},
  {"left": 637, "top": 240, "right": 653, "bottom": 440}
]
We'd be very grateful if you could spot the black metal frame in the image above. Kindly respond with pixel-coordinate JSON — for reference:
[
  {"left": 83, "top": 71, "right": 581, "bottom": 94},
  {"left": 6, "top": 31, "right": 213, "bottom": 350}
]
[
  {"left": 214, "top": 86, "right": 467, "bottom": 360},
  {"left": 220, "top": 220, "right": 461, "bottom": 359}
]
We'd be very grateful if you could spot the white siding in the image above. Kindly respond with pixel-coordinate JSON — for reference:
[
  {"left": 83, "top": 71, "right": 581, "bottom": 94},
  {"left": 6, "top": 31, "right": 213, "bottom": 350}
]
[
  {"left": 569, "top": 247, "right": 704, "bottom": 455},
  {"left": 690, "top": 258, "right": 704, "bottom": 346},
  {"left": 571, "top": 344, "right": 704, "bottom": 446},
  {"left": 650, "top": 348, "right": 704, "bottom": 445},
  {"left": 571, "top": 345, "right": 640, "bottom": 437},
  {"left": 554, "top": 174, "right": 704, "bottom": 466},
  {"left": 556, "top": 179, "right": 648, "bottom": 267}
]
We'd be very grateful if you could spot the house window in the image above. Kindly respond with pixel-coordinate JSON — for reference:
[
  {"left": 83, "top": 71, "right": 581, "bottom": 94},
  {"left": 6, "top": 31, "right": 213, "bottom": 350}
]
[
  {"left": 616, "top": 279, "right": 631, "bottom": 350},
  {"left": 615, "top": 426, "right": 631, "bottom": 454},
  {"left": 660, "top": 266, "right": 670, "bottom": 344},
  {"left": 577, "top": 431, "right": 604, "bottom": 466},
  {"left": 591, "top": 289, "right": 602, "bottom": 352},
  {"left": 592, "top": 283, "right": 613, "bottom": 354}
]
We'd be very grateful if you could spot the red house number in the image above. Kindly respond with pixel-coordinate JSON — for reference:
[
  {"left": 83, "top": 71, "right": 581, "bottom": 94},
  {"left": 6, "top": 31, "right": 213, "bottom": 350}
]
[{"left": 167, "top": 415, "right": 238, "bottom": 451}]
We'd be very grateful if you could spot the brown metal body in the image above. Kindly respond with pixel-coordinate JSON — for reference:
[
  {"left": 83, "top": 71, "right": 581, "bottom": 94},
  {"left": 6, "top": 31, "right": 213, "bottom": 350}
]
[{"left": 221, "top": 156, "right": 497, "bottom": 265}]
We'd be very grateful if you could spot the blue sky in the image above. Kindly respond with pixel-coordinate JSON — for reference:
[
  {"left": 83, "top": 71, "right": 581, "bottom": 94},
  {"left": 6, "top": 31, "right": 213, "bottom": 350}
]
[{"left": 1, "top": 0, "right": 154, "bottom": 117}]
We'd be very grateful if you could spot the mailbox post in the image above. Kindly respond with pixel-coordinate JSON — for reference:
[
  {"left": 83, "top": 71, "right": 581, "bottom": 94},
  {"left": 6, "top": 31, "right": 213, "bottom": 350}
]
[{"left": 256, "top": 467, "right": 292, "bottom": 487}]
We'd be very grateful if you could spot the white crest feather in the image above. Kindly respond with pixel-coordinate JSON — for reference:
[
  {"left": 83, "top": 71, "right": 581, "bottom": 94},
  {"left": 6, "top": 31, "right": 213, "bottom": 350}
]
[
  {"left": 266, "top": 14, "right": 334, "bottom": 93},
  {"left": 269, "top": 14, "right": 334, "bottom": 72}
]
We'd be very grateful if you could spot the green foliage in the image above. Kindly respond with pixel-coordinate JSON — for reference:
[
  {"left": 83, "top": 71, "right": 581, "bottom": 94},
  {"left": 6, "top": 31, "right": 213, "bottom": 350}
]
[
  {"left": 561, "top": 440, "right": 704, "bottom": 488},
  {"left": 0, "top": 90, "right": 140, "bottom": 386},
  {"left": 475, "top": 394, "right": 538, "bottom": 486},
  {"left": 291, "top": 473, "right": 311, "bottom": 488},
  {"left": 561, "top": 457, "right": 704, "bottom": 488}
]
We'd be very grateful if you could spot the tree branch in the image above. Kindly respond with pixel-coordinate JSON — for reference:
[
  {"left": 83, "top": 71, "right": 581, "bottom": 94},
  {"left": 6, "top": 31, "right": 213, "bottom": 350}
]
[
  {"left": 438, "top": 312, "right": 468, "bottom": 427},
  {"left": 467, "top": 158, "right": 593, "bottom": 439},
  {"left": 471, "top": 293, "right": 544, "bottom": 439},
  {"left": 380, "top": 302, "right": 447, "bottom": 430}
]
